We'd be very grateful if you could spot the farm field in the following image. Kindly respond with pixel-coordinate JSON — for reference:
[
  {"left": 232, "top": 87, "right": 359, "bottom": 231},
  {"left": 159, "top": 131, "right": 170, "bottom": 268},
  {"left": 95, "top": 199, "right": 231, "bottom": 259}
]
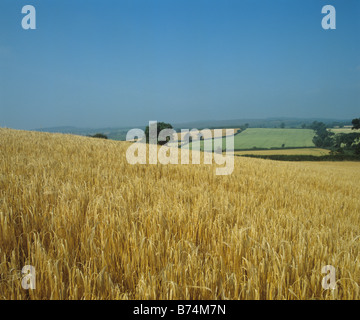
[
  {"left": 167, "top": 128, "right": 241, "bottom": 148},
  {"left": 228, "top": 128, "right": 316, "bottom": 150},
  {"left": 1, "top": 128, "right": 360, "bottom": 300},
  {"left": 175, "top": 128, "right": 241, "bottom": 140},
  {"left": 232, "top": 148, "right": 330, "bottom": 157},
  {"left": 185, "top": 128, "right": 316, "bottom": 151},
  {"left": 328, "top": 128, "right": 355, "bottom": 134}
]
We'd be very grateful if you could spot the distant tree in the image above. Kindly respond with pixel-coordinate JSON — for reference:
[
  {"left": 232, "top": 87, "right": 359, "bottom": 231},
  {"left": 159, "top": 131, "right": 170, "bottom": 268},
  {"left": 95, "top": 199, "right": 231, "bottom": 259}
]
[
  {"left": 334, "top": 132, "right": 360, "bottom": 148},
  {"left": 310, "top": 121, "right": 335, "bottom": 148},
  {"left": 281, "top": 143, "right": 285, "bottom": 148},
  {"left": 322, "top": 118, "right": 360, "bottom": 155},
  {"left": 309, "top": 121, "right": 327, "bottom": 132},
  {"left": 352, "top": 118, "right": 360, "bottom": 130},
  {"left": 90, "top": 133, "right": 108, "bottom": 139},
  {"left": 145, "top": 122, "right": 173, "bottom": 145},
  {"left": 280, "top": 122, "right": 285, "bottom": 129},
  {"left": 301, "top": 123, "right": 306, "bottom": 129},
  {"left": 354, "top": 144, "right": 360, "bottom": 155},
  {"left": 239, "top": 123, "right": 249, "bottom": 131}
]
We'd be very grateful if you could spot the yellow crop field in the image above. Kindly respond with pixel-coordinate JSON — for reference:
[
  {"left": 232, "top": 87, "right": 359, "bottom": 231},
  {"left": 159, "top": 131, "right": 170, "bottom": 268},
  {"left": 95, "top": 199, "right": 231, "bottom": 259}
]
[
  {"left": 232, "top": 148, "right": 330, "bottom": 157},
  {"left": 328, "top": 128, "right": 358, "bottom": 134},
  {"left": 1, "top": 128, "right": 360, "bottom": 300}
]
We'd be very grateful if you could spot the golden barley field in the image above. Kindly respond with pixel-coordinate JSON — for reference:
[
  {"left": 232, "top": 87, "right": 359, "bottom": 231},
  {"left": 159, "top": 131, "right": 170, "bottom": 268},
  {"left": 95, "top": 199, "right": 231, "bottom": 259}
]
[{"left": 1, "top": 128, "right": 360, "bottom": 300}]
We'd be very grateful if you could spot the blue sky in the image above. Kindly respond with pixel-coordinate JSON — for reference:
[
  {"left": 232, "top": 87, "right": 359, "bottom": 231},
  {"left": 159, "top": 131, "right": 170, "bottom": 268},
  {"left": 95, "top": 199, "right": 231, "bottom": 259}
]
[{"left": 0, "top": 0, "right": 359, "bottom": 129}]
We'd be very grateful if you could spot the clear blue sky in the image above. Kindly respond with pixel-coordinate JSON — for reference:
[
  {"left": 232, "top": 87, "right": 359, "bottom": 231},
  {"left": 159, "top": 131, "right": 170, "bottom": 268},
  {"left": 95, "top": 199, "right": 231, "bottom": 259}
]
[{"left": 0, "top": 0, "right": 359, "bottom": 129}]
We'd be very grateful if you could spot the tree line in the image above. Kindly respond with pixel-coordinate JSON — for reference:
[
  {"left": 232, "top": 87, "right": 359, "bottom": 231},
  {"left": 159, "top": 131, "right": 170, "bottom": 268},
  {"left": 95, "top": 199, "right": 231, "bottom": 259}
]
[{"left": 309, "top": 118, "right": 360, "bottom": 154}]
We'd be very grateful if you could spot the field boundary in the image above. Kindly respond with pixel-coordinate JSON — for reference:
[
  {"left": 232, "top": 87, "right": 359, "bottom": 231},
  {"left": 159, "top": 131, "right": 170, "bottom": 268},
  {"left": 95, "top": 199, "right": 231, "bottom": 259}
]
[
  {"left": 231, "top": 146, "right": 319, "bottom": 152},
  {"left": 237, "top": 154, "right": 360, "bottom": 161}
]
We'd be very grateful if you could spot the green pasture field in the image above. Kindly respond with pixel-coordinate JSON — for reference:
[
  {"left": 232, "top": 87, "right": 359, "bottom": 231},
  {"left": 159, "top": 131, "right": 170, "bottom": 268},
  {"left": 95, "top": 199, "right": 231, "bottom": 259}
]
[{"left": 185, "top": 128, "right": 316, "bottom": 151}]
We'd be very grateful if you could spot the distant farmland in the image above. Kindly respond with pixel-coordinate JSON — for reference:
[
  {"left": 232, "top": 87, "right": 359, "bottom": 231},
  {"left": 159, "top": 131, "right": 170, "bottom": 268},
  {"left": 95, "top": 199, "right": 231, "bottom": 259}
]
[
  {"left": 185, "top": 128, "right": 316, "bottom": 151},
  {"left": 328, "top": 128, "right": 354, "bottom": 134},
  {"left": 228, "top": 128, "right": 315, "bottom": 150},
  {"left": 232, "top": 148, "right": 330, "bottom": 157}
]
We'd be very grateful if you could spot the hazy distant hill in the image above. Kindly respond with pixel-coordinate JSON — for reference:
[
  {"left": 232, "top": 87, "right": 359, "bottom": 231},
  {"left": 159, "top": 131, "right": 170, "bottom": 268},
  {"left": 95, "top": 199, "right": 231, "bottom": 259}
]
[
  {"left": 32, "top": 126, "right": 145, "bottom": 141},
  {"left": 172, "top": 118, "right": 351, "bottom": 130},
  {"left": 32, "top": 118, "right": 351, "bottom": 141}
]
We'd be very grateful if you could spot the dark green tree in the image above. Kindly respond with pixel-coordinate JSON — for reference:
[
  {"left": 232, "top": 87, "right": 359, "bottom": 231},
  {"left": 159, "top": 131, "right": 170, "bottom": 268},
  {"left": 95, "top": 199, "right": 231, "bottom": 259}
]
[
  {"left": 145, "top": 122, "right": 173, "bottom": 145},
  {"left": 310, "top": 121, "right": 335, "bottom": 148},
  {"left": 334, "top": 132, "right": 360, "bottom": 148},
  {"left": 352, "top": 118, "right": 360, "bottom": 130},
  {"left": 354, "top": 144, "right": 360, "bottom": 155},
  {"left": 89, "top": 133, "right": 108, "bottom": 139}
]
